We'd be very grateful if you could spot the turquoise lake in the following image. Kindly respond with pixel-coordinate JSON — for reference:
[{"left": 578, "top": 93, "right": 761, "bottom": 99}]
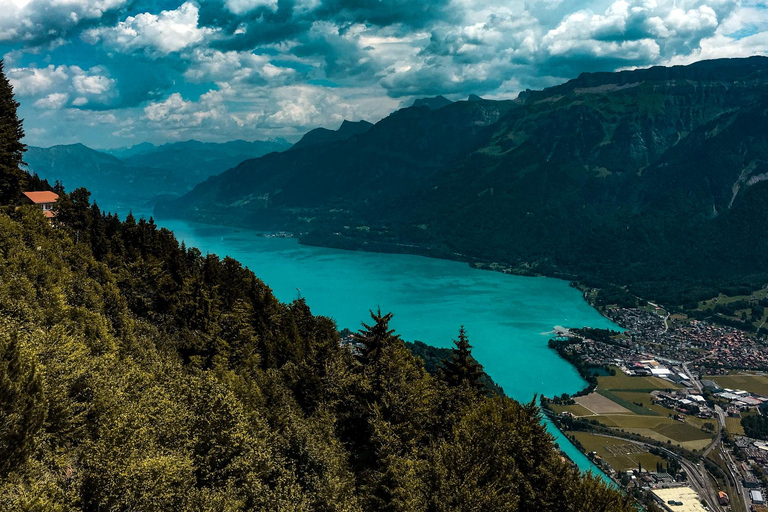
[{"left": 106, "top": 200, "right": 619, "bottom": 477}]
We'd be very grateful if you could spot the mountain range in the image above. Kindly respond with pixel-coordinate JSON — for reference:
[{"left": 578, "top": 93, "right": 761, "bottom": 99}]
[
  {"left": 25, "top": 138, "right": 291, "bottom": 211},
  {"left": 155, "top": 56, "right": 768, "bottom": 304}
]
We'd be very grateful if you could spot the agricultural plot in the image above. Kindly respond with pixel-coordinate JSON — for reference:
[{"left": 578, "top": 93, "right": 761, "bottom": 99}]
[
  {"left": 575, "top": 393, "right": 631, "bottom": 414},
  {"left": 596, "top": 372, "right": 681, "bottom": 391},
  {"left": 655, "top": 422, "right": 712, "bottom": 442},
  {"left": 620, "top": 426, "right": 712, "bottom": 451},
  {"left": 711, "top": 373, "right": 768, "bottom": 395},
  {"left": 576, "top": 367, "right": 715, "bottom": 451},
  {"left": 598, "top": 390, "right": 657, "bottom": 415},
  {"left": 591, "top": 415, "right": 670, "bottom": 429},
  {"left": 725, "top": 416, "right": 746, "bottom": 436},
  {"left": 550, "top": 403, "right": 593, "bottom": 417},
  {"left": 568, "top": 432, "right": 666, "bottom": 472}
]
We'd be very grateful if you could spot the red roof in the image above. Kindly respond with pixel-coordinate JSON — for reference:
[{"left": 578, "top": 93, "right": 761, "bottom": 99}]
[
  {"left": 43, "top": 210, "right": 56, "bottom": 218},
  {"left": 23, "top": 191, "right": 59, "bottom": 204}
]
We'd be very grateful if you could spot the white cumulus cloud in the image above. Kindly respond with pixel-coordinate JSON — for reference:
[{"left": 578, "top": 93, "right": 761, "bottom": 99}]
[
  {"left": 83, "top": 2, "right": 216, "bottom": 57},
  {"left": 0, "top": 0, "right": 128, "bottom": 45},
  {"left": 8, "top": 65, "right": 70, "bottom": 96},
  {"left": 34, "top": 92, "right": 69, "bottom": 110},
  {"left": 224, "top": 0, "right": 279, "bottom": 15},
  {"left": 8, "top": 64, "right": 116, "bottom": 107}
]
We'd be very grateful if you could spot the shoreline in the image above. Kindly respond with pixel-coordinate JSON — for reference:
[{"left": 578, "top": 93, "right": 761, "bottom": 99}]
[
  {"left": 152, "top": 211, "right": 587, "bottom": 290},
  {"left": 150, "top": 212, "right": 624, "bottom": 476}
]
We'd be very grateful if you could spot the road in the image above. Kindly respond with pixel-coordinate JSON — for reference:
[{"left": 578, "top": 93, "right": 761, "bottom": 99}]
[
  {"left": 646, "top": 301, "right": 670, "bottom": 333},
  {"left": 714, "top": 405, "right": 751, "bottom": 510},
  {"left": 682, "top": 362, "right": 702, "bottom": 393}
]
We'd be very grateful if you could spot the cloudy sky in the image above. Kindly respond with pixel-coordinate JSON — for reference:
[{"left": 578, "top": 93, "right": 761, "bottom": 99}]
[{"left": 2, "top": 0, "right": 768, "bottom": 148}]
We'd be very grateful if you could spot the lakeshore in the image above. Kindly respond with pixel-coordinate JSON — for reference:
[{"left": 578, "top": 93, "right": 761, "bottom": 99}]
[{"left": 96, "top": 202, "right": 619, "bottom": 475}]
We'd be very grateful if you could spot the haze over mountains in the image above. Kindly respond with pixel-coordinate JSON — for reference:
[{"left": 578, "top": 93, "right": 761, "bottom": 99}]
[
  {"left": 154, "top": 57, "right": 768, "bottom": 303},
  {"left": 24, "top": 138, "right": 291, "bottom": 209}
]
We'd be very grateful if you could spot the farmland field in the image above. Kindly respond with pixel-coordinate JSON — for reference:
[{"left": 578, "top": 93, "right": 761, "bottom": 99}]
[
  {"left": 725, "top": 416, "right": 746, "bottom": 435},
  {"left": 550, "top": 403, "right": 593, "bottom": 417},
  {"left": 711, "top": 374, "right": 768, "bottom": 395},
  {"left": 597, "top": 371, "right": 681, "bottom": 391},
  {"left": 598, "top": 390, "right": 658, "bottom": 415},
  {"left": 568, "top": 432, "right": 666, "bottom": 472},
  {"left": 575, "top": 393, "right": 631, "bottom": 414}
]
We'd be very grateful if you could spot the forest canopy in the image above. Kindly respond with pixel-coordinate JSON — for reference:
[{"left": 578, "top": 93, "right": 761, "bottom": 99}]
[{"left": 0, "top": 60, "right": 633, "bottom": 511}]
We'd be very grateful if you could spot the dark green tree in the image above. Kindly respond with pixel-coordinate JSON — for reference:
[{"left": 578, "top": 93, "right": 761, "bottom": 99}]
[
  {"left": 0, "top": 60, "right": 26, "bottom": 204},
  {"left": 0, "top": 333, "right": 46, "bottom": 475},
  {"left": 355, "top": 308, "right": 399, "bottom": 363},
  {"left": 441, "top": 326, "right": 484, "bottom": 391}
]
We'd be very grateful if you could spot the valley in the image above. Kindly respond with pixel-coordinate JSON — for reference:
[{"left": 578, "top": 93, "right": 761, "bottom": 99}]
[
  {"left": 155, "top": 56, "right": 768, "bottom": 308},
  {"left": 11, "top": 56, "right": 768, "bottom": 512}
]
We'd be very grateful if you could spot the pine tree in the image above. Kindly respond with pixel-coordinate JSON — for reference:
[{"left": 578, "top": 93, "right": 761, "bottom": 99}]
[
  {"left": 441, "top": 326, "right": 484, "bottom": 391},
  {"left": 355, "top": 308, "right": 399, "bottom": 363},
  {"left": 0, "top": 333, "right": 46, "bottom": 475},
  {"left": 0, "top": 60, "right": 27, "bottom": 204}
]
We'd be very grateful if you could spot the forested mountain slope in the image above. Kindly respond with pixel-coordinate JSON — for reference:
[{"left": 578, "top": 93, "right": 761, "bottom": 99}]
[
  {"left": 0, "top": 61, "right": 633, "bottom": 510},
  {"left": 157, "top": 56, "right": 768, "bottom": 304}
]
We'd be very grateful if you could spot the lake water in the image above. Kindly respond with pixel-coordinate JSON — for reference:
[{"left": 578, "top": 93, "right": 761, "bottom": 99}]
[{"left": 112, "top": 201, "right": 619, "bottom": 478}]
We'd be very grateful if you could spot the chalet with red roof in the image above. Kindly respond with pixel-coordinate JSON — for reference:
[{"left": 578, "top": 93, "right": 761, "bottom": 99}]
[{"left": 20, "top": 191, "right": 59, "bottom": 220}]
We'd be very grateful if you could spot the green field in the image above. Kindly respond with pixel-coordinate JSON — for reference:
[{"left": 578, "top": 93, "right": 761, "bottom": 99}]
[
  {"left": 621, "top": 427, "right": 712, "bottom": 451},
  {"left": 591, "top": 413, "right": 714, "bottom": 449},
  {"left": 580, "top": 367, "right": 715, "bottom": 450},
  {"left": 550, "top": 403, "right": 593, "bottom": 417},
  {"left": 698, "top": 289, "right": 768, "bottom": 310},
  {"left": 598, "top": 390, "right": 659, "bottom": 416},
  {"left": 597, "top": 371, "right": 681, "bottom": 391},
  {"left": 695, "top": 289, "right": 768, "bottom": 329},
  {"left": 725, "top": 416, "right": 745, "bottom": 436},
  {"left": 655, "top": 422, "right": 712, "bottom": 442},
  {"left": 592, "top": 415, "right": 670, "bottom": 429},
  {"left": 568, "top": 432, "right": 667, "bottom": 472},
  {"left": 711, "top": 374, "right": 768, "bottom": 395}
]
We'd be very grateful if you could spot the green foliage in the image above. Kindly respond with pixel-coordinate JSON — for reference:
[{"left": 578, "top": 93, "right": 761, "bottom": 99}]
[
  {"left": 0, "top": 65, "right": 633, "bottom": 510},
  {"left": 742, "top": 413, "right": 768, "bottom": 440},
  {"left": 0, "top": 60, "right": 26, "bottom": 204},
  {"left": 441, "top": 326, "right": 484, "bottom": 392},
  {"left": 355, "top": 308, "right": 399, "bottom": 364},
  {"left": 404, "top": 340, "right": 504, "bottom": 396},
  {"left": 0, "top": 331, "right": 46, "bottom": 476}
]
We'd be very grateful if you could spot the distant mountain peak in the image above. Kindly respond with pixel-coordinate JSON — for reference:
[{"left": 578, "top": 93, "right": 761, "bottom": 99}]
[
  {"left": 291, "top": 119, "right": 373, "bottom": 151},
  {"left": 411, "top": 95, "right": 453, "bottom": 110},
  {"left": 339, "top": 119, "right": 372, "bottom": 130},
  {"left": 467, "top": 94, "right": 483, "bottom": 102}
]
